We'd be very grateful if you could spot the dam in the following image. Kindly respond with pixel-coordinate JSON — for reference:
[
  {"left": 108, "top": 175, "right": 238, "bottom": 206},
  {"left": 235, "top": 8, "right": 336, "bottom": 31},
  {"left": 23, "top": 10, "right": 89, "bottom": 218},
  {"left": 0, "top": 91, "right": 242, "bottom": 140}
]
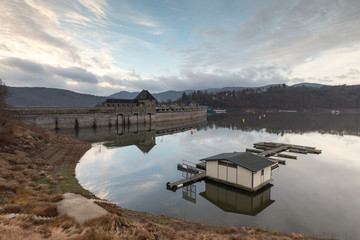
[{"left": 10, "top": 90, "right": 207, "bottom": 130}]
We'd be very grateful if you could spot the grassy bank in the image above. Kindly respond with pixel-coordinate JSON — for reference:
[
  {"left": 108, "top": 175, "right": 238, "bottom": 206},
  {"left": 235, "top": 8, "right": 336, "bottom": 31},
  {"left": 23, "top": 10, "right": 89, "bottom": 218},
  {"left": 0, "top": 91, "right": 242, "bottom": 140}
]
[{"left": 0, "top": 116, "right": 317, "bottom": 239}]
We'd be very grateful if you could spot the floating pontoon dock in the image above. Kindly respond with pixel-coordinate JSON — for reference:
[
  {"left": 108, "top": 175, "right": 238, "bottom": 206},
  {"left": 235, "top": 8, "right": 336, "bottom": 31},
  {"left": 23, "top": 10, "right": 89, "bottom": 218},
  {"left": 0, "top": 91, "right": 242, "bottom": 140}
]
[{"left": 246, "top": 142, "right": 322, "bottom": 164}]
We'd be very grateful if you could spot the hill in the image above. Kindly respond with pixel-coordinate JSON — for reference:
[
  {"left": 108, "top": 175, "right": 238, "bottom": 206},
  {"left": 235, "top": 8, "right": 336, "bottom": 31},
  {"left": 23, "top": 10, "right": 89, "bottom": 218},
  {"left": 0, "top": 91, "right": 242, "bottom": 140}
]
[
  {"left": 6, "top": 83, "right": 328, "bottom": 107},
  {"left": 6, "top": 87, "right": 106, "bottom": 107},
  {"left": 291, "top": 83, "right": 326, "bottom": 88}
]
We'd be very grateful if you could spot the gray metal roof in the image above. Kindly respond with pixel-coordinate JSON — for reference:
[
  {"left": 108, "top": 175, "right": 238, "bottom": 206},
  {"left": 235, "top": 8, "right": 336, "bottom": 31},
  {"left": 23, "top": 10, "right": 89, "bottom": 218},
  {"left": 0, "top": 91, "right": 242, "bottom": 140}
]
[{"left": 200, "top": 152, "right": 273, "bottom": 172}]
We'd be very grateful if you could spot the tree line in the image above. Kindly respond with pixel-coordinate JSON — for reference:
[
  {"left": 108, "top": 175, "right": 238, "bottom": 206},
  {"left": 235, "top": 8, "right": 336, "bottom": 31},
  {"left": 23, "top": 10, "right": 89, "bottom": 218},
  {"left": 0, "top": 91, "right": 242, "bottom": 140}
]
[{"left": 174, "top": 85, "right": 360, "bottom": 109}]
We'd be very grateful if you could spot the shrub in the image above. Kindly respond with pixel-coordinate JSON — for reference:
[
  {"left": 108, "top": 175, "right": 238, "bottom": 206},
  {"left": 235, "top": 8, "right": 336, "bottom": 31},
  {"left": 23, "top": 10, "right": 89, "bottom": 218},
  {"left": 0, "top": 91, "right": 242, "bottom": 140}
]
[
  {"left": 45, "top": 175, "right": 57, "bottom": 185},
  {"left": 3, "top": 203, "right": 22, "bottom": 213},
  {"left": 48, "top": 194, "right": 63, "bottom": 202},
  {"left": 30, "top": 203, "right": 58, "bottom": 217},
  {"left": 0, "top": 168, "right": 12, "bottom": 179},
  {"left": 0, "top": 111, "right": 15, "bottom": 145}
]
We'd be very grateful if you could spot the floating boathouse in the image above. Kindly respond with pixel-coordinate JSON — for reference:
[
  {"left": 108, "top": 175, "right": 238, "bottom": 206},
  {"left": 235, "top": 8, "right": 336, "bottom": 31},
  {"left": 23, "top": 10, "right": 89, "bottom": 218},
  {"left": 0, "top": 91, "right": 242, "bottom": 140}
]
[{"left": 200, "top": 152, "right": 274, "bottom": 192}]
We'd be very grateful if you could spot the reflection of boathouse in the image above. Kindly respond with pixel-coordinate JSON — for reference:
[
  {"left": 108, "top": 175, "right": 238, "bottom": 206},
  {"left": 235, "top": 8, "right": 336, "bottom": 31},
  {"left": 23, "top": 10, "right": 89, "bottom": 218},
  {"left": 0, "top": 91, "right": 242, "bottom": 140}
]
[{"left": 200, "top": 180, "right": 274, "bottom": 216}]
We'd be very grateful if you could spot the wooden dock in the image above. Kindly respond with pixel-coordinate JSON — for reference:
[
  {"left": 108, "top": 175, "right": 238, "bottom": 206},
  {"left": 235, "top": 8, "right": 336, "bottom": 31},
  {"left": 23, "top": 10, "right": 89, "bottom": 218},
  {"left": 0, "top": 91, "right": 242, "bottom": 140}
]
[
  {"left": 253, "top": 142, "right": 321, "bottom": 158},
  {"left": 268, "top": 158, "right": 286, "bottom": 165},
  {"left": 248, "top": 142, "right": 321, "bottom": 166},
  {"left": 166, "top": 172, "right": 206, "bottom": 190},
  {"left": 258, "top": 145, "right": 291, "bottom": 157}
]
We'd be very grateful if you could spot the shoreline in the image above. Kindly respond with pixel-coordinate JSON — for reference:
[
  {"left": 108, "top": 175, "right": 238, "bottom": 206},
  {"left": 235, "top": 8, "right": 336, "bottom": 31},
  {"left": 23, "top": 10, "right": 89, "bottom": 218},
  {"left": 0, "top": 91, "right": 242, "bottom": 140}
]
[{"left": 0, "top": 119, "right": 315, "bottom": 239}]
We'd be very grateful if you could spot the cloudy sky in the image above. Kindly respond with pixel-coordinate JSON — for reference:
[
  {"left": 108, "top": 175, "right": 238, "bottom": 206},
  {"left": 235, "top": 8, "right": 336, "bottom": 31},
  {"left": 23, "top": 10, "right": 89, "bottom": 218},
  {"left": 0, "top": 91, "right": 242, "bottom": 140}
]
[{"left": 1, "top": 0, "right": 360, "bottom": 96}]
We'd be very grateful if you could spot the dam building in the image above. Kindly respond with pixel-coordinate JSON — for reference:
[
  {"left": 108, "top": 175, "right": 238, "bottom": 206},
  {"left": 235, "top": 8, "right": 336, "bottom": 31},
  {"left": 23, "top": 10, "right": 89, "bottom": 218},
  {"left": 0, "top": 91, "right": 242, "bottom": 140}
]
[
  {"left": 11, "top": 90, "right": 207, "bottom": 130},
  {"left": 101, "top": 90, "right": 157, "bottom": 126}
]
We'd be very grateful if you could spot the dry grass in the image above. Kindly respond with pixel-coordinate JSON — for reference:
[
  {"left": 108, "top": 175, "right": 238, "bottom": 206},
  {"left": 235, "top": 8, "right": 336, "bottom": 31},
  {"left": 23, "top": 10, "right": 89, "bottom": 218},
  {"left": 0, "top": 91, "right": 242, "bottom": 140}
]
[
  {"left": 0, "top": 222, "right": 44, "bottom": 240},
  {"left": 49, "top": 214, "right": 78, "bottom": 230},
  {"left": 76, "top": 228, "right": 121, "bottom": 240},
  {"left": 83, "top": 214, "right": 131, "bottom": 232}
]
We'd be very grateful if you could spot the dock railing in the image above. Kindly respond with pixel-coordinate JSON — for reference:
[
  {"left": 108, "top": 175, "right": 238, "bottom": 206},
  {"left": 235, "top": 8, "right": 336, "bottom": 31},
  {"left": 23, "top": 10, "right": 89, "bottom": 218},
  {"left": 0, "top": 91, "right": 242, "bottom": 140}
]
[{"left": 177, "top": 160, "right": 204, "bottom": 174}]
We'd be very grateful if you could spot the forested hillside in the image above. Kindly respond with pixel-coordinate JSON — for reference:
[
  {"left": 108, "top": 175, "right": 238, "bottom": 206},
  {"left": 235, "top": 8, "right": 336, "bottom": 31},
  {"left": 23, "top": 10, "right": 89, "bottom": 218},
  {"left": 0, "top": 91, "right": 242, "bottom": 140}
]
[{"left": 176, "top": 85, "right": 360, "bottom": 109}]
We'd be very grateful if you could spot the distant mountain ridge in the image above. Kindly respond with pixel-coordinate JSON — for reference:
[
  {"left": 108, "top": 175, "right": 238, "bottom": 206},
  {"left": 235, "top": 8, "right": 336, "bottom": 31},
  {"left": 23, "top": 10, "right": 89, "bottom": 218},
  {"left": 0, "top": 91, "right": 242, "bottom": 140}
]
[
  {"left": 6, "top": 87, "right": 106, "bottom": 107},
  {"left": 6, "top": 83, "right": 327, "bottom": 107},
  {"left": 291, "top": 83, "right": 327, "bottom": 88}
]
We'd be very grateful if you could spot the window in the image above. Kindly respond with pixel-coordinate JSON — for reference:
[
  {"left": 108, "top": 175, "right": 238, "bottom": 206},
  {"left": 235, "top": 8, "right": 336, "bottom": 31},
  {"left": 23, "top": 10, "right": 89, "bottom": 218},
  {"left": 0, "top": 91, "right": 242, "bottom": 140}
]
[{"left": 261, "top": 169, "right": 264, "bottom": 176}]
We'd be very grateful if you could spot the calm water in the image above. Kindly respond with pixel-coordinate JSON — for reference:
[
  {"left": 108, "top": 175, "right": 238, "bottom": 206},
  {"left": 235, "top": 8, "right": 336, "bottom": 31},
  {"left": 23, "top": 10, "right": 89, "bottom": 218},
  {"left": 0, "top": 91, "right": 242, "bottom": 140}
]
[{"left": 70, "top": 113, "right": 360, "bottom": 239}]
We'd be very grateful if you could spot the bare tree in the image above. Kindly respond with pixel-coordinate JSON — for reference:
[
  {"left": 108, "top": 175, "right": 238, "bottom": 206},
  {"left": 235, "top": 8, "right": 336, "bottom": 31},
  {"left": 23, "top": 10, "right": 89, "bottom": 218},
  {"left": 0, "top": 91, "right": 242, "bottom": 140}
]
[{"left": 0, "top": 79, "right": 8, "bottom": 108}]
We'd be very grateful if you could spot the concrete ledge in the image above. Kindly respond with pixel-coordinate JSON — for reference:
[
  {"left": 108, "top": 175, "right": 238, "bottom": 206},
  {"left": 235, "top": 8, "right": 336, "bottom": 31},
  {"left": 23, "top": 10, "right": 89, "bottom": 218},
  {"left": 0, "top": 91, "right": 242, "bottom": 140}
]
[{"left": 56, "top": 193, "right": 108, "bottom": 224}]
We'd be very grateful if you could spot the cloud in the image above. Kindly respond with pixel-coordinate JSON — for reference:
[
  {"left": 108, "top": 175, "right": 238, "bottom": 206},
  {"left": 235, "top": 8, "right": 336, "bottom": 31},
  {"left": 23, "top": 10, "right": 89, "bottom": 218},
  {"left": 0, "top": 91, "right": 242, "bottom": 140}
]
[
  {"left": 78, "top": 0, "right": 108, "bottom": 20},
  {"left": 1, "top": 58, "right": 46, "bottom": 74},
  {"left": 154, "top": 66, "right": 291, "bottom": 91},
  {"left": 1, "top": 0, "right": 360, "bottom": 95},
  {"left": 0, "top": 0, "right": 81, "bottom": 62},
  {"left": 0, "top": 57, "right": 99, "bottom": 86},
  {"left": 52, "top": 67, "right": 98, "bottom": 84}
]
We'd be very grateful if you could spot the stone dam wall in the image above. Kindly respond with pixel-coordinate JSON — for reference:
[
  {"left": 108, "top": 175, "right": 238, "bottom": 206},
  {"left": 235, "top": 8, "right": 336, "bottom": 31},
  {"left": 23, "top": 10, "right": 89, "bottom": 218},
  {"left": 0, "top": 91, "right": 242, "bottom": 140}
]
[{"left": 11, "top": 106, "right": 207, "bottom": 130}]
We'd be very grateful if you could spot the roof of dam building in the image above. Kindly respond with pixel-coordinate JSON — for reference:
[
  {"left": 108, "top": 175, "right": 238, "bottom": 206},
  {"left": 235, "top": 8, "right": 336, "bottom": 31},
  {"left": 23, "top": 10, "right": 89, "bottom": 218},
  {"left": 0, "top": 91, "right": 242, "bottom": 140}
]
[
  {"left": 134, "top": 90, "right": 156, "bottom": 101},
  {"left": 102, "top": 90, "right": 157, "bottom": 104},
  {"left": 200, "top": 152, "right": 274, "bottom": 172},
  {"left": 103, "top": 99, "right": 136, "bottom": 104}
]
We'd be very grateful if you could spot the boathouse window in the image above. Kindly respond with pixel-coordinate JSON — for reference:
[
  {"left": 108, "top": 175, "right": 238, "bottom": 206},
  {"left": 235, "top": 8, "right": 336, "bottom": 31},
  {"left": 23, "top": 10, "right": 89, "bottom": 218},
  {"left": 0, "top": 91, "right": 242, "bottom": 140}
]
[
  {"left": 218, "top": 160, "right": 237, "bottom": 168},
  {"left": 261, "top": 169, "right": 264, "bottom": 176}
]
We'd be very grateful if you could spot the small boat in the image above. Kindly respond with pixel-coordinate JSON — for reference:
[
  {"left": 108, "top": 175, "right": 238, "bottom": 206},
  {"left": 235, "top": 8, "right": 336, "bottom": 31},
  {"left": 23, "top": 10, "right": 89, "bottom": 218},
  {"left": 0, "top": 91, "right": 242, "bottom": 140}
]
[{"left": 213, "top": 109, "right": 227, "bottom": 113}]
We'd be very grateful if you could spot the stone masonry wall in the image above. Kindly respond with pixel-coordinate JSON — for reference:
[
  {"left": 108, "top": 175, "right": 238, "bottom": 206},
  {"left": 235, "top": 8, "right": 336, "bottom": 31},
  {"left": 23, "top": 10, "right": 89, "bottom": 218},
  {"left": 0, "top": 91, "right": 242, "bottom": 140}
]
[{"left": 11, "top": 107, "right": 207, "bottom": 130}]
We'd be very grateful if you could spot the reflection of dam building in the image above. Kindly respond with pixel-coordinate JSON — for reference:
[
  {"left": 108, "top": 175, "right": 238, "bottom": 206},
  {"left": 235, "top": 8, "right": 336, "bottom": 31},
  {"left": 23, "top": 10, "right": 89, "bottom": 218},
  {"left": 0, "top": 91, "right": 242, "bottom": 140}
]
[
  {"left": 56, "top": 117, "right": 207, "bottom": 154},
  {"left": 200, "top": 180, "right": 274, "bottom": 216},
  {"left": 103, "top": 129, "right": 156, "bottom": 153}
]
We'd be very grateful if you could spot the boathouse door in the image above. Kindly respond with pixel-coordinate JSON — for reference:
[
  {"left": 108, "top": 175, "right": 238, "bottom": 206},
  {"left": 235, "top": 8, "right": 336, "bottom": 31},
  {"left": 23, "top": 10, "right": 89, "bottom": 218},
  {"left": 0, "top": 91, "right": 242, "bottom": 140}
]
[{"left": 261, "top": 169, "right": 264, "bottom": 183}]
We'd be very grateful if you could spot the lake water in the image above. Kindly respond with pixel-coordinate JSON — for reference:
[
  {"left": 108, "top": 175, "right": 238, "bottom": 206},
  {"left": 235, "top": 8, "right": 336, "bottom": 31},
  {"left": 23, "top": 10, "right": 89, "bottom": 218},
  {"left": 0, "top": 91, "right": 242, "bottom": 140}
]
[{"left": 69, "top": 112, "right": 360, "bottom": 239}]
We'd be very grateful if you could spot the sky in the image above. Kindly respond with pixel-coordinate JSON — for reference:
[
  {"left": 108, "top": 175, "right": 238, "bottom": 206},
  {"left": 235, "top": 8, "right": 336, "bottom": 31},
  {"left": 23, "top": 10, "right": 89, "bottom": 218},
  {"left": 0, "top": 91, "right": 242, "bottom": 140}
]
[{"left": 1, "top": 0, "right": 360, "bottom": 96}]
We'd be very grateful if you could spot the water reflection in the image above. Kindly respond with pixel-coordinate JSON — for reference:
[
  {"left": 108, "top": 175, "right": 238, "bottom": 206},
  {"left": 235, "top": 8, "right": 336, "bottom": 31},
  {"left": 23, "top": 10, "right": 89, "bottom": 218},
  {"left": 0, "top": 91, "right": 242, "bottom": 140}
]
[
  {"left": 57, "top": 118, "right": 207, "bottom": 153},
  {"left": 200, "top": 180, "right": 274, "bottom": 216},
  {"left": 182, "top": 184, "right": 197, "bottom": 204},
  {"left": 208, "top": 112, "right": 360, "bottom": 136},
  {"left": 104, "top": 129, "right": 156, "bottom": 153},
  {"left": 75, "top": 113, "right": 360, "bottom": 239}
]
